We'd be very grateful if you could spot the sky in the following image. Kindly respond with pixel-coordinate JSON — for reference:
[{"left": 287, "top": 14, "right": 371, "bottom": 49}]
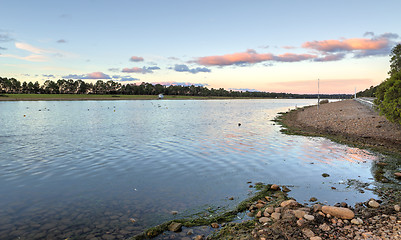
[{"left": 1, "top": 0, "right": 401, "bottom": 94}]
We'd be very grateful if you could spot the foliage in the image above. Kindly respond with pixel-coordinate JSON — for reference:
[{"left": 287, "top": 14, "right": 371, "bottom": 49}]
[
  {"left": 356, "top": 85, "right": 379, "bottom": 97},
  {"left": 374, "top": 72, "right": 401, "bottom": 124},
  {"left": 389, "top": 43, "right": 401, "bottom": 76},
  {"left": 0, "top": 77, "right": 351, "bottom": 99}
]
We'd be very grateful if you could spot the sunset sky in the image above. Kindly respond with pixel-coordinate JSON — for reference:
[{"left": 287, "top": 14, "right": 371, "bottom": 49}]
[{"left": 1, "top": 0, "right": 401, "bottom": 94}]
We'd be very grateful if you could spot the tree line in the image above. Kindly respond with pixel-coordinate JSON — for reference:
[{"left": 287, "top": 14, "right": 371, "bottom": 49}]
[
  {"left": 0, "top": 78, "right": 351, "bottom": 99},
  {"left": 374, "top": 43, "right": 401, "bottom": 124}
]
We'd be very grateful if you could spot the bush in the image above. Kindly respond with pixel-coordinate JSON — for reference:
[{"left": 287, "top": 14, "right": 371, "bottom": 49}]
[{"left": 374, "top": 72, "right": 401, "bottom": 124}]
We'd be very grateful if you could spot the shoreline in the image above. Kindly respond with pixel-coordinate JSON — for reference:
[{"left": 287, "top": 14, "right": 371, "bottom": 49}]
[{"left": 277, "top": 99, "right": 401, "bottom": 155}]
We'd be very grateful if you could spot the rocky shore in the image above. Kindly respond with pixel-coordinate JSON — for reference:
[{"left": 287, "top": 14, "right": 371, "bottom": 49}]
[{"left": 279, "top": 99, "right": 401, "bottom": 154}]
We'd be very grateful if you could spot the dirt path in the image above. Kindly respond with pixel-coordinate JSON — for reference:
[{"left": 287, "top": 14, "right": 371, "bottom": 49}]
[{"left": 280, "top": 99, "right": 401, "bottom": 154}]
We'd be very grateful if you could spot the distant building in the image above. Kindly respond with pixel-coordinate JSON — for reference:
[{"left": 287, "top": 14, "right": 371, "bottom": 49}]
[{"left": 158, "top": 94, "right": 164, "bottom": 99}]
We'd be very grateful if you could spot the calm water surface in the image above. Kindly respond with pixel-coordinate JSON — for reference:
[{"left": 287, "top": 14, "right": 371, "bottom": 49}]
[{"left": 0, "top": 99, "right": 387, "bottom": 239}]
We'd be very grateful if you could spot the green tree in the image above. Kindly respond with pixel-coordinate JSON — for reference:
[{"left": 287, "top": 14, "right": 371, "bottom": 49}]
[
  {"left": 389, "top": 43, "right": 401, "bottom": 76},
  {"left": 374, "top": 72, "right": 401, "bottom": 124}
]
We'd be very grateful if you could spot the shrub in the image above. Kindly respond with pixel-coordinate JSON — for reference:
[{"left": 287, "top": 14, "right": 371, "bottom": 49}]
[{"left": 374, "top": 72, "right": 401, "bottom": 124}]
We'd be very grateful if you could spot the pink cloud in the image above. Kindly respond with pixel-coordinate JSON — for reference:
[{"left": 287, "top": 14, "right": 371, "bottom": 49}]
[
  {"left": 274, "top": 53, "right": 317, "bottom": 62},
  {"left": 130, "top": 56, "right": 144, "bottom": 62},
  {"left": 266, "top": 79, "right": 374, "bottom": 94},
  {"left": 302, "top": 38, "right": 389, "bottom": 52},
  {"left": 196, "top": 49, "right": 274, "bottom": 66},
  {"left": 86, "top": 72, "right": 111, "bottom": 79}
]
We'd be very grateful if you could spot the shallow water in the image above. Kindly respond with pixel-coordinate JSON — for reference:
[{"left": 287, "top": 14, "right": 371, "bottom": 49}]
[{"left": 0, "top": 99, "right": 386, "bottom": 239}]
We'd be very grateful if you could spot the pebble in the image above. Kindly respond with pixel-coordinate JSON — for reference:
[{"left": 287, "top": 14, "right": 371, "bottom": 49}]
[
  {"left": 280, "top": 199, "right": 298, "bottom": 208},
  {"left": 171, "top": 211, "right": 178, "bottom": 215},
  {"left": 394, "top": 172, "right": 401, "bottom": 178},
  {"left": 302, "top": 228, "right": 315, "bottom": 238},
  {"left": 395, "top": 205, "right": 400, "bottom": 212},
  {"left": 309, "top": 197, "right": 317, "bottom": 202},
  {"left": 210, "top": 223, "right": 219, "bottom": 228},
  {"left": 168, "top": 222, "right": 182, "bottom": 232},
  {"left": 270, "top": 184, "right": 280, "bottom": 191},
  {"left": 186, "top": 229, "right": 193, "bottom": 235},
  {"left": 351, "top": 218, "right": 363, "bottom": 225},
  {"left": 271, "top": 212, "right": 281, "bottom": 220},
  {"left": 310, "top": 237, "right": 322, "bottom": 240},
  {"left": 304, "top": 214, "right": 315, "bottom": 221},
  {"left": 259, "top": 217, "right": 271, "bottom": 224},
  {"left": 368, "top": 199, "right": 380, "bottom": 208}
]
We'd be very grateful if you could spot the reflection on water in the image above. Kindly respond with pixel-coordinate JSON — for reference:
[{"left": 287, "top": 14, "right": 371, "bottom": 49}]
[{"left": 0, "top": 99, "right": 385, "bottom": 239}]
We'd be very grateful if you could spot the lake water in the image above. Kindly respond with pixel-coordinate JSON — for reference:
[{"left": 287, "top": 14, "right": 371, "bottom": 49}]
[{"left": 0, "top": 99, "right": 384, "bottom": 239}]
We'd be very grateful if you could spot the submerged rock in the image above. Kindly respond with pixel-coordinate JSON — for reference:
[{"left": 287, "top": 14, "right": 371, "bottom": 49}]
[{"left": 168, "top": 222, "right": 182, "bottom": 232}]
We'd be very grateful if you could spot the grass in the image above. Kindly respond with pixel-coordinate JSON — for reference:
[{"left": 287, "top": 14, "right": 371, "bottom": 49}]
[{"left": 0, "top": 94, "right": 266, "bottom": 101}]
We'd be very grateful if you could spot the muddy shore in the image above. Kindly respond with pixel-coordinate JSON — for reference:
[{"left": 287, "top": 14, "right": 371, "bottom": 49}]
[{"left": 279, "top": 99, "right": 401, "bottom": 154}]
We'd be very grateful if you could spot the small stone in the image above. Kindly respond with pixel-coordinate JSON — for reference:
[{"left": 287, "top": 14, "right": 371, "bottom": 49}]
[
  {"left": 302, "top": 228, "right": 315, "bottom": 238},
  {"left": 187, "top": 229, "right": 194, "bottom": 235},
  {"left": 361, "top": 232, "right": 373, "bottom": 239},
  {"left": 255, "top": 203, "right": 264, "bottom": 209},
  {"left": 282, "top": 186, "right": 291, "bottom": 192},
  {"left": 194, "top": 235, "right": 204, "bottom": 240},
  {"left": 271, "top": 184, "right": 280, "bottom": 190},
  {"left": 259, "top": 217, "right": 271, "bottom": 224},
  {"left": 280, "top": 199, "right": 298, "bottom": 208},
  {"left": 247, "top": 212, "right": 253, "bottom": 217},
  {"left": 394, "top": 172, "right": 401, "bottom": 178},
  {"left": 265, "top": 206, "right": 274, "bottom": 214},
  {"left": 313, "top": 204, "right": 322, "bottom": 212},
  {"left": 168, "top": 222, "right": 182, "bottom": 232},
  {"left": 310, "top": 237, "right": 322, "bottom": 240},
  {"left": 171, "top": 211, "right": 178, "bottom": 215},
  {"left": 297, "top": 218, "right": 306, "bottom": 227},
  {"left": 390, "top": 216, "right": 397, "bottom": 221},
  {"left": 377, "top": 162, "right": 388, "bottom": 166},
  {"left": 319, "top": 223, "right": 331, "bottom": 232},
  {"left": 322, "top": 206, "right": 355, "bottom": 219},
  {"left": 211, "top": 223, "right": 219, "bottom": 228},
  {"left": 271, "top": 212, "right": 281, "bottom": 220},
  {"left": 322, "top": 173, "right": 330, "bottom": 177},
  {"left": 264, "top": 196, "right": 272, "bottom": 201},
  {"left": 293, "top": 210, "right": 307, "bottom": 219},
  {"left": 394, "top": 205, "right": 400, "bottom": 212},
  {"left": 256, "top": 211, "right": 262, "bottom": 218},
  {"left": 309, "top": 197, "right": 317, "bottom": 202},
  {"left": 304, "top": 214, "right": 315, "bottom": 221},
  {"left": 351, "top": 218, "right": 363, "bottom": 225},
  {"left": 228, "top": 197, "right": 234, "bottom": 200},
  {"left": 368, "top": 199, "right": 380, "bottom": 208}
]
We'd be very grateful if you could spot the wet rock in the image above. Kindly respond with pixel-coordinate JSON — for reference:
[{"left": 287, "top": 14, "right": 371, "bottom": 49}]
[
  {"left": 270, "top": 184, "right": 280, "bottom": 191},
  {"left": 194, "top": 235, "right": 204, "bottom": 240},
  {"left": 256, "top": 211, "right": 262, "bottom": 218},
  {"left": 280, "top": 199, "right": 298, "bottom": 208},
  {"left": 313, "top": 204, "right": 322, "bottom": 212},
  {"left": 322, "top": 206, "right": 355, "bottom": 219},
  {"left": 282, "top": 186, "right": 291, "bottom": 192},
  {"left": 259, "top": 217, "right": 271, "bottom": 224},
  {"left": 186, "top": 229, "right": 193, "bottom": 235},
  {"left": 368, "top": 199, "right": 380, "bottom": 208},
  {"left": 302, "top": 228, "right": 315, "bottom": 238},
  {"left": 228, "top": 197, "right": 234, "bottom": 200},
  {"left": 168, "top": 222, "right": 182, "bottom": 232},
  {"left": 211, "top": 223, "right": 219, "bottom": 228},
  {"left": 309, "top": 197, "right": 317, "bottom": 202},
  {"left": 255, "top": 203, "right": 264, "bottom": 209},
  {"left": 351, "top": 218, "right": 363, "bottom": 225},
  {"left": 304, "top": 214, "right": 315, "bottom": 221},
  {"left": 322, "top": 173, "right": 330, "bottom": 177},
  {"left": 271, "top": 212, "right": 281, "bottom": 220}
]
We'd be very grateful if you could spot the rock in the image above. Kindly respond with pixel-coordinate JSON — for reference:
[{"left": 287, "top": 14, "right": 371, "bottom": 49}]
[
  {"left": 293, "top": 210, "right": 307, "bottom": 219},
  {"left": 280, "top": 199, "right": 298, "bottom": 208},
  {"left": 168, "top": 222, "right": 182, "bottom": 232},
  {"left": 321, "top": 206, "right": 355, "bottom": 219},
  {"left": 271, "top": 184, "right": 280, "bottom": 190},
  {"left": 351, "top": 218, "right": 363, "bottom": 225},
  {"left": 377, "top": 162, "right": 388, "bottom": 166},
  {"left": 210, "top": 223, "right": 219, "bottom": 228},
  {"left": 394, "top": 205, "right": 400, "bottom": 212},
  {"left": 186, "top": 229, "right": 194, "bottom": 235},
  {"left": 310, "top": 237, "right": 322, "bottom": 240},
  {"left": 265, "top": 206, "right": 274, "bottom": 214},
  {"left": 171, "top": 211, "right": 178, "bottom": 215},
  {"left": 302, "top": 228, "right": 315, "bottom": 238},
  {"left": 246, "top": 212, "right": 253, "bottom": 217},
  {"left": 313, "top": 204, "right": 322, "bottom": 212},
  {"left": 297, "top": 218, "right": 306, "bottom": 227},
  {"left": 309, "top": 197, "right": 317, "bottom": 202},
  {"left": 194, "top": 235, "right": 204, "bottom": 240},
  {"left": 255, "top": 203, "right": 264, "bottom": 209},
  {"left": 394, "top": 172, "right": 401, "bottom": 178},
  {"left": 322, "top": 173, "right": 330, "bottom": 177},
  {"left": 282, "top": 186, "right": 291, "bottom": 192},
  {"left": 368, "top": 199, "right": 380, "bottom": 208},
  {"left": 340, "top": 202, "right": 348, "bottom": 208},
  {"left": 259, "top": 217, "right": 271, "bottom": 224},
  {"left": 256, "top": 211, "right": 262, "bottom": 218},
  {"left": 271, "top": 212, "right": 281, "bottom": 220},
  {"left": 228, "top": 197, "right": 234, "bottom": 200},
  {"left": 319, "top": 223, "right": 331, "bottom": 232},
  {"left": 304, "top": 214, "right": 315, "bottom": 221},
  {"left": 264, "top": 196, "right": 272, "bottom": 201}
]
